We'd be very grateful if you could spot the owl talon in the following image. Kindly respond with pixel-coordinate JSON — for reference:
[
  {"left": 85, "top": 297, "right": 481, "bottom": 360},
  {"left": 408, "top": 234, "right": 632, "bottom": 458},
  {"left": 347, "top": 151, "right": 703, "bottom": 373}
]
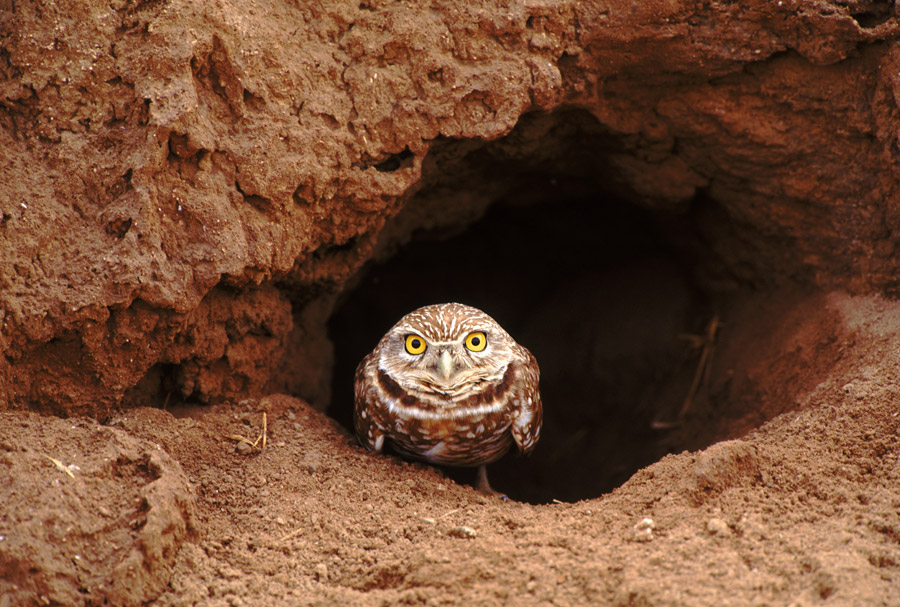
[{"left": 474, "top": 464, "right": 507, "bottom": 499}]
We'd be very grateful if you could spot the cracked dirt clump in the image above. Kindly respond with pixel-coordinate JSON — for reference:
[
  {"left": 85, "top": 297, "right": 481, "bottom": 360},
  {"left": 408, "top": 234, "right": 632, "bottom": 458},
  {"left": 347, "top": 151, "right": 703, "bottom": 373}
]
[{"left": 0, "top": 414, "right": 196, "bottom": 606}]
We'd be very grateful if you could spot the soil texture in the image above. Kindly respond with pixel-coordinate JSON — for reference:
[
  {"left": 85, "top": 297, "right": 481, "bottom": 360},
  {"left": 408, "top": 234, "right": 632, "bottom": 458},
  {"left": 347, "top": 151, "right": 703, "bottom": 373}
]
[
  {"left": 3, "top": 1, "right": 900, "bottom": 605},
  {"left": 3, "top": 291, "right": 900, "bottom": 606}
]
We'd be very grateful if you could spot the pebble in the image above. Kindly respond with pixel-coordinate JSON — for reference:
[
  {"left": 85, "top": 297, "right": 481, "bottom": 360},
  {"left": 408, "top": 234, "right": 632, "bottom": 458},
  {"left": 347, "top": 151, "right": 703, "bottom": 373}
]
[
  {"left": 707, "top": 517, "right": 732, "bottom": 536},
  {"left": 448, "top": 526, "right": 477, "bottom": 539},
  {"left": 633, "top": 518, "right": 655, "bottom": 542},
  {"left": 314, "top": 563, "right": 328, "bottom": 581}
]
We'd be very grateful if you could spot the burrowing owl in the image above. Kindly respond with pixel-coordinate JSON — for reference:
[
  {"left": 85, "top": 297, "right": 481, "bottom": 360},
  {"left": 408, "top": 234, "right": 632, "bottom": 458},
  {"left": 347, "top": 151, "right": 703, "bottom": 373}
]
[{"left": 354, "top": 303, "right": 542, "bottom": 494}]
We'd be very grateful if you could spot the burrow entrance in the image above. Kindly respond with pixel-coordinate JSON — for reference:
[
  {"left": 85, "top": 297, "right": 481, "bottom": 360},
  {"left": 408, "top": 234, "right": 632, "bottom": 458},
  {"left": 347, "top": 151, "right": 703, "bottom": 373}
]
[{"left": 327, "top": 109, "right": 838, "bottom": 504}]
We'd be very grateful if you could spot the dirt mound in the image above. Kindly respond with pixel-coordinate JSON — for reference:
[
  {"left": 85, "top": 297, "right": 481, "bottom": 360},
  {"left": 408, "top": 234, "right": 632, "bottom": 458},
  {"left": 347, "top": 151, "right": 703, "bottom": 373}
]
[
  {"left": 0, "top": 413, "right": 195, "bottom": 606},
  {"left": 2, "top": 292, "right": 899, "bottom": 606}
]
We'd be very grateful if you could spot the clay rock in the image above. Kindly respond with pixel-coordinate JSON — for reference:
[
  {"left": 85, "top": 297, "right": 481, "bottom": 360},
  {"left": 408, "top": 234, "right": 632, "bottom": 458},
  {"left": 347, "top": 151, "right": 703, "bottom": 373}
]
[
  {"left": 0, "top": 413, "right": 196, "bottom": 607},
  {"left": 685, "top": 439, "right": 763, "bottom": 503}
]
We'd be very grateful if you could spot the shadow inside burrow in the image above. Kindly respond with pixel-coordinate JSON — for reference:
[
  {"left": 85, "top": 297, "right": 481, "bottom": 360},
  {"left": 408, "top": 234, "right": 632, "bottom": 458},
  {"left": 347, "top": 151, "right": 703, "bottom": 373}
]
[
  {"left": 327, "top": 195, "right": 718, "bottom": 504},
  {"left": 323, "top": 106, "right": 832, "bottom": 504}
]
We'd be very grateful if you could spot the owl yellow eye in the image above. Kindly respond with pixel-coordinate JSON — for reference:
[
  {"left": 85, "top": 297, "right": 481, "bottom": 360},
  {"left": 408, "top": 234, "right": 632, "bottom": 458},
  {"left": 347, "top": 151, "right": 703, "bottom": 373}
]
[
  {"left": 405, "top": 334, "right": 427, "bottom": 355},
  {"left": 464, "top": 331, "right": 487, "bottom": 352}
]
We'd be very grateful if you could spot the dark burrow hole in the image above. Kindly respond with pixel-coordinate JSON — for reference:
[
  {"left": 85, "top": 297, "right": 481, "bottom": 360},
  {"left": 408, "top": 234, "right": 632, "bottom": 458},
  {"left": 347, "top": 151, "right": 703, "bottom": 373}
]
[
  {"left": 328, "top": 109, "right": 794, "bottom": 504},
  {"left": 329, "top": 196, "right": 723, "bottom": 504}
]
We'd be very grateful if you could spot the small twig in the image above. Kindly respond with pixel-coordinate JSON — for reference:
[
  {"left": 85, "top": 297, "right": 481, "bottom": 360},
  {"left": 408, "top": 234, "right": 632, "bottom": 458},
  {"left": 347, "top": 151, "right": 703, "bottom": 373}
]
[
  {"left": 224, "top": 411, "right": 268, "bottom": 451},
  {"left": 652, "top": 316, "right": 721, "bottom": 430},
  {"left": 279, "top": 527, "right": 304, "bottom": 543},
  {"left": 678, "top": 315, "right": 720, "bottom": 419},
  {"left": 224, "top": 434, "right": 259, "bottom": 447},
  {"left": 42, "top": 454, "right": 75, "bottom": 479}
]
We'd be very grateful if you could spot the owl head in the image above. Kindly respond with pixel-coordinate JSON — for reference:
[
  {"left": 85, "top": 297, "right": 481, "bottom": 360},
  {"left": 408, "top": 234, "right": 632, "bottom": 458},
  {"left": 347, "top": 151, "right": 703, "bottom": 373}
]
[{"left": 375, "top": 303, "right": 517, "bottom": 393}]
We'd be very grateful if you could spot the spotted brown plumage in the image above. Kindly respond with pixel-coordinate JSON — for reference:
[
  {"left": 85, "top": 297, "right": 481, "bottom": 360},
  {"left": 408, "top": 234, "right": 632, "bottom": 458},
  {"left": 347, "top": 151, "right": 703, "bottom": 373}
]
[{"left": 353, "top": 303, "right": 542, "bottom": 494}]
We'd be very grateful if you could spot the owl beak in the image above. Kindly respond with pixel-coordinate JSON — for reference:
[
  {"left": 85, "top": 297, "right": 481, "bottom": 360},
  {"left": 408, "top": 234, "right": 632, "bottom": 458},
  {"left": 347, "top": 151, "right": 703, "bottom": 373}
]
[{"left": 437, "top": 350, "right": 455, "bottom": 381}]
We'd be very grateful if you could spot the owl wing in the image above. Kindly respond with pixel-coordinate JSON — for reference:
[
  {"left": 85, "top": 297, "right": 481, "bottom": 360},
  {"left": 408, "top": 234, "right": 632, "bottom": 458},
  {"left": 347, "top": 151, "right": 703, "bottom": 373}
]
[
  {"left": 354, "top": 353, "right": 387, "bottom": 453},
  {"left": 509, "top": 347, "right": 542, "bottom": 455}
]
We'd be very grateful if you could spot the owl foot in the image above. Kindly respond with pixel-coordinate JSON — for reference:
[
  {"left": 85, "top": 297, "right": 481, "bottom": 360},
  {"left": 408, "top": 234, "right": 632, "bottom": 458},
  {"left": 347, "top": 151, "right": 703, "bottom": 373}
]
[{"left": 475, "top": 465, "right": 509, "bottom": 500}]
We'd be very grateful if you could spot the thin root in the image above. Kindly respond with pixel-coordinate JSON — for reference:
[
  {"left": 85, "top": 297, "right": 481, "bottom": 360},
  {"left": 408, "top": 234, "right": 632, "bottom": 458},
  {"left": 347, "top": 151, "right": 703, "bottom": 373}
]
[
  {"left": 678, "top": 315, "right": 720, "bottom": 419},
  {"left": 652, "top": 315, "right": 720, "bottom": 430}
]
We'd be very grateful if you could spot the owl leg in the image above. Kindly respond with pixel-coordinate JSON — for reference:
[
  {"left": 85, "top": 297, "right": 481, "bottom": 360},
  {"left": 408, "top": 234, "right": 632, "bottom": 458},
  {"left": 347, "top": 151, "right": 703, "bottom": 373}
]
[{"left": 474, "top": 465, "right": 508, "bottom": 499}]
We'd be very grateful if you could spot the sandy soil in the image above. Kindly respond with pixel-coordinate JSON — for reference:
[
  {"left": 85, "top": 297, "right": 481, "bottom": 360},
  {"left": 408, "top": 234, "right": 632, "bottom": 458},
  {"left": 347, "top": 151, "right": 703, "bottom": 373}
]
[
  {"left": 3, "top": 1, "right": 900, "bottom": 605},
  {"left": 2, "top": 290, "right": 899, "bottom": 606}
]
